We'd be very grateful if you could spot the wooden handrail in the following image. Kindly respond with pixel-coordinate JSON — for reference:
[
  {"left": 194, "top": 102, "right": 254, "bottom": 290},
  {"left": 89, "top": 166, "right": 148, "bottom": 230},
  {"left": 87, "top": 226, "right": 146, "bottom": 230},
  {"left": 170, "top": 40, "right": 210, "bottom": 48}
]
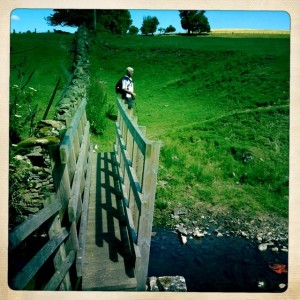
[
  {"left": 11, "top": 228, "right": 70, "bottom": 290},
  {"left": 116, "top": 99, "right": 148, "bottom": 154},
  {"left": 9, "top": 200, "right": 62, "bottom": 251},
  {"left": 44, "top": 250, "right": 76, "bottom": 291},
  {"left": 76, "top": 145, "right": 93, "bottom": 277},
  {"left": 60, "top": 99, "right": 87, "bottom": 164},
  {"left": 68, "top": 121, "right": 90, "bottom": 222},
  {"left": 115, "top": 98, "right": 161, "bottom": 290}
]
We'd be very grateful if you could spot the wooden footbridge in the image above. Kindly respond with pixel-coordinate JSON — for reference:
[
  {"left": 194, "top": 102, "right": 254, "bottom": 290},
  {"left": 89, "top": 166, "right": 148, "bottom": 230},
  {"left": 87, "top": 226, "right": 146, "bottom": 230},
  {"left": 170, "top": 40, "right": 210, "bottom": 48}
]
[{"left": 8, "top": 99, "right": 161, "bottom": 291}]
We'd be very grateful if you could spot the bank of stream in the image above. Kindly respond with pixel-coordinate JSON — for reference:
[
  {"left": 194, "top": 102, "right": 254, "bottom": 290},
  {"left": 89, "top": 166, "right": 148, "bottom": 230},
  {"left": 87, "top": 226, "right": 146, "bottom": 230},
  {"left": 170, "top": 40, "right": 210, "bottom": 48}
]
[{"left": 148, "top": 227, "right": 288, "bottom": 292}]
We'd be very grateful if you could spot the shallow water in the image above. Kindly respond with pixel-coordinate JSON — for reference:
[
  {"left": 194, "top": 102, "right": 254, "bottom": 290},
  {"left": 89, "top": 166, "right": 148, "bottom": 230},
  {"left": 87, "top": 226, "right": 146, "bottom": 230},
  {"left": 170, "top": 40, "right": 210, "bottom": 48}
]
[{"left": 148, "top": 227, "right": 288, "bottom": 292}]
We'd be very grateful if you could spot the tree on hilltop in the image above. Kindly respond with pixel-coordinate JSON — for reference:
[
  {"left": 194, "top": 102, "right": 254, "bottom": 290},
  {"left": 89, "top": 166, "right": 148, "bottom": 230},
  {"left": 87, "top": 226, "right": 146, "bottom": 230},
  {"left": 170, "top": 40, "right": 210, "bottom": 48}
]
[
  {"left": 140, "top": 16, "right": 159, "bottom": 35},
  {"left": 129, "top": 25, "right": 139, "bottom": 35},
  {"left": 165, "top": 25, "right": 176, "bottom": 34},
  {"left": 179, "top": 10, "right": 210, "bottom": 35},
  {"left": 46, "top": 9, "right": 132, "bottom": 34},
  {"left": 97, "top": 10, "right": 132, "bottom": 34}
]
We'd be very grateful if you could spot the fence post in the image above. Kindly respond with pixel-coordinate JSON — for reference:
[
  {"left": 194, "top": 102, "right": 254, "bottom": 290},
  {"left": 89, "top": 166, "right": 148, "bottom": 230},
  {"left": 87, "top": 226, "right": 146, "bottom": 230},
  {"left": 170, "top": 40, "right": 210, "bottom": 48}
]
[
  {"left": 135, "top": 126, "right": 146, "bottom": 183},
  {"left": 48, "top": 209, "right": 72, "bottom": 290},
  {"left": 136, "top": 141, "right": 161, "bottom": 290},
  {"left": 49, "top": 146, "right": 71, "bottom": 219}
]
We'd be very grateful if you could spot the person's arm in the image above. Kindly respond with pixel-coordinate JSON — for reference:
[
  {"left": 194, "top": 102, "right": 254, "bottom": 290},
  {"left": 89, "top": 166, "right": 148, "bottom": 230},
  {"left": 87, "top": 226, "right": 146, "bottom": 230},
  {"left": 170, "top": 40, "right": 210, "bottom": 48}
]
[{"left": 122, "top": 88, "right": 136, "bottom": 97}]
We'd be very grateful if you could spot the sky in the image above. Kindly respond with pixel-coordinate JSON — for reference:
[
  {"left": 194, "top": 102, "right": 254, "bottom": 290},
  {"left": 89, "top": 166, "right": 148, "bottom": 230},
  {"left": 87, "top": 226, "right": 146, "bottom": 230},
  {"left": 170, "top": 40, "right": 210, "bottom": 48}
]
[{"left": 10, "top": 9, "right": 290, "bottom": 34}]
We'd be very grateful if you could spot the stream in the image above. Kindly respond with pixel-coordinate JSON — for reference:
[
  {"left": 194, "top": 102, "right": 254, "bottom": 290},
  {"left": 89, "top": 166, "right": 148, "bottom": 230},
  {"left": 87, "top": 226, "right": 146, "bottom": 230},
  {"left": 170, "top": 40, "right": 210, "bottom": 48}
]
[{"left": 148, "top": 227, "right": 288, "bottom": 292}]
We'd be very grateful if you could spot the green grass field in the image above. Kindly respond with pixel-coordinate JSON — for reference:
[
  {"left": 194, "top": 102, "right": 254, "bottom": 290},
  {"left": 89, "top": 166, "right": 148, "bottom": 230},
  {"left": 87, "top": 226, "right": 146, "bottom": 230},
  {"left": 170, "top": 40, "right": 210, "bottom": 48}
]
[
  {"left": 89, "top": 33, "right": 289, "bottom": 137},
  {"left": 10, "top": 33, "right": 74, "bottom": 139},
  {"left": 10, "top": 31, "right": 290, "bottom": 226}
]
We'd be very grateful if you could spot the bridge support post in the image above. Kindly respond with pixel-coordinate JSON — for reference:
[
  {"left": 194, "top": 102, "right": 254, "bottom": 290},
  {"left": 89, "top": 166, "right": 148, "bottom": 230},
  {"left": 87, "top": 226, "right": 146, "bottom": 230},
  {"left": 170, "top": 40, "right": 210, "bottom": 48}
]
[{"left": 136, "top": 141, "right": 161, "bottom": 290}]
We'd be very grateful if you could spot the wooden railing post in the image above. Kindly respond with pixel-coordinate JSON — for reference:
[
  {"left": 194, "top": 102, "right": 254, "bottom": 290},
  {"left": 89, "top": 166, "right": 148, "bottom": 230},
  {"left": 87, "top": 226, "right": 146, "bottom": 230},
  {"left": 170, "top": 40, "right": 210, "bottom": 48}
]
[
  {"left": 135, "top": 126, "right": 146, "bottom": 184},
  {"left": 49, "top": 146, "right": 71, "bottom": 219},
  {"left": 47, "top": 195, "right": 72, "bottom": 290},
  {"left": 136, "top": 141, "right": 161, "bottom": 290}
]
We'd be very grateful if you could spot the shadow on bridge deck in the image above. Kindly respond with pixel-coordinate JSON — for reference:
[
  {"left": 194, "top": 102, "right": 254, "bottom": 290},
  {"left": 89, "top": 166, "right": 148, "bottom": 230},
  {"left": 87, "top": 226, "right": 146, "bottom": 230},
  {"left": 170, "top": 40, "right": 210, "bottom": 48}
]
[{"left": 81, "top": 152, "right": 137, "bottom": 291}]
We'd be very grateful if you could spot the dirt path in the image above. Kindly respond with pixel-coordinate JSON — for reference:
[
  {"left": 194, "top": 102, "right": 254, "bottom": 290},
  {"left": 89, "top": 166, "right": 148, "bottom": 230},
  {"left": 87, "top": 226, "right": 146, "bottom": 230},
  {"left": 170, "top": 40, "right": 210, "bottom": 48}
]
[{"left": 178, "top": 103, "right": 289, "bottom": 131}]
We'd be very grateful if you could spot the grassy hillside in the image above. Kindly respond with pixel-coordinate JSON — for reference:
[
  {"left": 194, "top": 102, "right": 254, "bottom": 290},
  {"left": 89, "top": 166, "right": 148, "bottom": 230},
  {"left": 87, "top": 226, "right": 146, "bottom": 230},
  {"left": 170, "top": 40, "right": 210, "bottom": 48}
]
[
  {"left": 10, "top": 31, "right": 289, "bottom": 226},
  {"left": 88, "top": 32, "right": 289, "bottom": 224},
  {"left": 90, "top": 33, "right": 289, "bottom": 137}
]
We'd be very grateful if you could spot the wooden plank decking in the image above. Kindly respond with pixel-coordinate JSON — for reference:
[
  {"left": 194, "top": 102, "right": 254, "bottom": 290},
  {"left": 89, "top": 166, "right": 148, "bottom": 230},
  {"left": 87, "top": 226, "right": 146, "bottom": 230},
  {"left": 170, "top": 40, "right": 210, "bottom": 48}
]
[{"left": 81, "top": 152, "right": 137, "bottom": 291}]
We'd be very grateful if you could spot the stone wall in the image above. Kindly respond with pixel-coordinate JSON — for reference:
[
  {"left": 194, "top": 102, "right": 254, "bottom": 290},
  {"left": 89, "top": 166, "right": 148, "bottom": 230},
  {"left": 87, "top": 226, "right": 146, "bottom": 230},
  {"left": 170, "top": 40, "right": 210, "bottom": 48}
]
[
  {"left": 55, "top": 27, "right": 90, "bottom": 124},
  {"left": 9, "top": 27, "right": 90, "bottom": 228}
]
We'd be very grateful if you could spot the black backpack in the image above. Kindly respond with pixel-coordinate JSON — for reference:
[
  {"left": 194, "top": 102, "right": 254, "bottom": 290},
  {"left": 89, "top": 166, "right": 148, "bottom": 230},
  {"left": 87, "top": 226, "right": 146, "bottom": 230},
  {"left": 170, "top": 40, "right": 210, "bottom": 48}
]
[
  {"left": 115, "top": 77, "right": 124, "bottom": 95},
  {"left": 115, "top": 77, "right": 132, "bottom": 96}
]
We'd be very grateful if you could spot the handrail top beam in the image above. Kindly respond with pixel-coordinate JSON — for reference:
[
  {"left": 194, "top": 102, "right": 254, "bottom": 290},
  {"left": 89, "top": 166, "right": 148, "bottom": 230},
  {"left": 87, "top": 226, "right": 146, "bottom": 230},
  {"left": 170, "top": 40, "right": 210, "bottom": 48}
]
[{"left": 116, "top": 99, "right": 161, "bottom": 154}]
